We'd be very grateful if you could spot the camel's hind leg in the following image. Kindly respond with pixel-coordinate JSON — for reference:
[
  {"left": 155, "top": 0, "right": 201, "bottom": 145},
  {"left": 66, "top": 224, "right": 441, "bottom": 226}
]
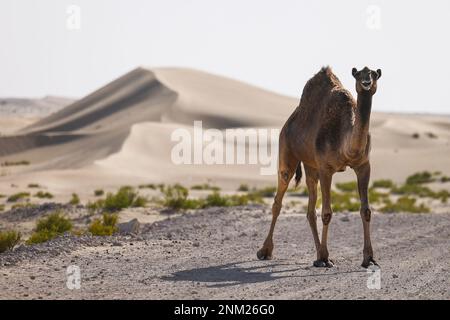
[
  {"left": 257, "top": 150, "right": 297, "bottom": 260},
  {"left": 304, "top": 165, "right": 321, "bottom": 253},
  {"left": 314, "top": 171, "right": 335, "bottom": 268}
]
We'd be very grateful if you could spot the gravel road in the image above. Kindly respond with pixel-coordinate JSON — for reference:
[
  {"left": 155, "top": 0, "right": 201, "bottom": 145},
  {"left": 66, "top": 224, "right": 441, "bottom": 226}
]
[{"left": 1, "top": 205, "right": 449, "bottom": 299}]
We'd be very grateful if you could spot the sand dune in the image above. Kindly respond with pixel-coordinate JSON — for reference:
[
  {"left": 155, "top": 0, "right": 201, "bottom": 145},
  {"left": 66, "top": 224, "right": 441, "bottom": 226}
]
[{"left": 0, "top": 67, "right": 450, "bottom": 200}]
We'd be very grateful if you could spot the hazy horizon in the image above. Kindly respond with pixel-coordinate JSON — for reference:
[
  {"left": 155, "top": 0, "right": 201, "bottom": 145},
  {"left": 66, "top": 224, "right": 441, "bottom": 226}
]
[{"left": 1, "top": 0, "right": 450, "bottom": 114}]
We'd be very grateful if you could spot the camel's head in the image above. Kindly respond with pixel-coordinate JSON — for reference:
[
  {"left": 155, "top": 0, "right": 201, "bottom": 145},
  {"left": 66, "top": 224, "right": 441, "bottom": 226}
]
[{"left": 352, "top": 67, "right": 381, "bottom": 95}]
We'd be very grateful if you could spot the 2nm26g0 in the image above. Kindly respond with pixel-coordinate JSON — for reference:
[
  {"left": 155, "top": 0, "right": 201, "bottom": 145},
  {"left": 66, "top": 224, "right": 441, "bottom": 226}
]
[{"left": 217, "top": 304, "right": 275, "bottom": 315}]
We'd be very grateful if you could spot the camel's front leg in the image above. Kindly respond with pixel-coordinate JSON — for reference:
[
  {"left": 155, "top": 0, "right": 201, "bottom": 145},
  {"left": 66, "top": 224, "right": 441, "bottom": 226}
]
[
  {"left": 355, "top": 162, "right": 378, "bottom": 268},
  {"left": 257, "top": 166, "right": 294, "bottom": 260},
  {"left": 314, "top": 171, "right": 335, "bottom": 268}
]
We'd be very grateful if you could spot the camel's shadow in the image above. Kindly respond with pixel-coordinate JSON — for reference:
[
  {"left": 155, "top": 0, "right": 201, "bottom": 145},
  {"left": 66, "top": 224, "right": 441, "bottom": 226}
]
[{"left": 161, "top": 260, "right": 365, "bottom": 288}]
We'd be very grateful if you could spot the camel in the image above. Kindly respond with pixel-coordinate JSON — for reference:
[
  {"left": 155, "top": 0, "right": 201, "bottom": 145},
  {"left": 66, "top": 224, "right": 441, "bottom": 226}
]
[{"left": 257, "top": 66, "right": 382, "bottom": 268}]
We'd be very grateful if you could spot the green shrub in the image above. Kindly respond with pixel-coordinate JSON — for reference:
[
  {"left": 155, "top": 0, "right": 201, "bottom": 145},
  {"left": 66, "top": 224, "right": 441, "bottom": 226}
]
[
  {"left": 1, "top": 160, "right": 30, "bottom": 167},
  {"left": 202, "top": 192, "right": 263, "bottom": 208},
  {"left": 406, "top": 171, "right": 434, "bottom": 185},
  {"left": 440, "top": 176, "right": 450, "bottom": 183},
  {"left": 88, "top": 213, "right": 118, "bottom": 236},
  {"left": 251, "top": 186, "right": 277, "bottom": 197},
  {"left": 138, "top": 184, "right": 156, "bottom": 190},
  {"left": 331, "top": 190, "right": 360, "bottom": 212},
  {"left": 335, "top": 181, "right": 358, "bottom": 193},
  {"left": 237, "top": 184, "right": 249, "bottom": 192},
  {"left": 0, "top": 230, "right": 21, "bottom": 253},
  {"left": 27, "top": 183, "right": 40, "bottom": 188},
  {"left": 27, "top": 211, "right": 73, "bottom": 244},
  {"left": 371, "top": 179, "right": 394, "bottom": 189},
  {"left": 391, "top": 184, "right": 434, "bottom": 197},
  {"left": 368, "top": 188, "right": 389, "bottom": 204},
  {"left": 434, "top": 190, "right": 449, "bottom": 203},
  {"left": 287, "top": 186, "right": 308, "bottom": 196},
  {"left": 161, "top": 184, "right": 264, "bottom": 210},
  {"left": 94, "top": 189, "right": 104, "bottom": 197},
  {"left": 99, "top": 186, "right": 147, "bottom": 212},
  {"left": 7, "top": 192, "right": 30, "bottom": 202},
  {"left": 69, "top": 193, "right": 80, "bottom": 205},
  {"left": 0, "top": 204, "right": 4, "bottom": 211},
  {"left": 11, "top": 203, "right": 37, "bottom": 210},
  {"left": 34, "top": 191, "right": 54, "bottom": 199},
  {"left": 203, "top": 192, "right": 229, "bottom": 207},
  {"left": 190, "top": 184, "right": 220, "bottom": 191},
  {"left": 162, "top": 184, "right": 201, "bottom": 210},
  {"left": 380, "top": 196, "right": 430, "bottom": 213},
  {"left": 87, "top": 199, "right": 104, "bottom": 214}
]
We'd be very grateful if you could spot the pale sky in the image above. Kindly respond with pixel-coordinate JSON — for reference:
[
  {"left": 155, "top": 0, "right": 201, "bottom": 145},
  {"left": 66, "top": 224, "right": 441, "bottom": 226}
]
[{"left": 1, "top": 0, "right": 449, "bottom": 114}]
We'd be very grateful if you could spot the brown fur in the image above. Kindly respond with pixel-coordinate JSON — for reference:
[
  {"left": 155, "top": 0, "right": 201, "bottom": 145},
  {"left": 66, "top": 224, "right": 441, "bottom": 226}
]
[{"left": 257, "top": 66, "right": 382, "bottom": 268}]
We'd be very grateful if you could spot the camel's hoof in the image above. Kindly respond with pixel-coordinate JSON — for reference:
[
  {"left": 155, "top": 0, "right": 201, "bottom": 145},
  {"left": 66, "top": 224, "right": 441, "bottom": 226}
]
[
  {"left": 313, "top": 259, "right": 335, "bottom": 268},
  {"left": 361, "top": 257, "right": 379, "bottom": 269},
  {"left": 257, "top": 248, "right": 272, "bottom": 260}
]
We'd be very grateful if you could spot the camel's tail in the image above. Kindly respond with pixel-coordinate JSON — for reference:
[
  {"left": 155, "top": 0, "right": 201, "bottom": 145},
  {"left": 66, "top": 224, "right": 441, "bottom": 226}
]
[{"left": 294, "top": 162, "right": 302, "bottom": 188}]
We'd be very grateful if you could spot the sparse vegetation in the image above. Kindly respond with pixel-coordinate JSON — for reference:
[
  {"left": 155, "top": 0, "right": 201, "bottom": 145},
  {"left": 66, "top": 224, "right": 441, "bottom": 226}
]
[
  {"left": 380, "top": 196, "right": 430, "bottom": 213},
  {"left": 26, "top": 211, "right": 73, "bottom": 245},
  {"left": 190, "top": 184, "right": 221, "bottom": 191},
  {"left": 426, "top": 132, "right": 437, "bottom": 139},
  {"left": 1, "top": 160, "right": 30, "bottom": 167},
  {"left": 251, "top": 186, "right": 277, "bottom": 198},
  {"left": 87, "top": 199, "right": 104, "bottom": 214},
  {"left": 0, "top": 230, "right": 21, "bottom": 253},
  {"left": 69, "top": 193, "right": 80, "bottom": 205},
  {"left": 103, "top": 186, "right": 147, "bottom": 212},
  {"left": 27, "top": 183, "right": 40, "bottom": 188},
  {"left": 138, "top": 184, "right": 156, "bottom": 190},
  {"left": 371, "top": 179, "right": 394, "bottom": 189},
  {"left": 88, "top": 186, "right": 147, "bottom": 213},
  {"left": 440, "top": 176, "right": 450, "bottom": 183},
  {"left": 411, "top": 133, "right": 420, "bottom": 139},
  {"left": 94, "top": 189, "right": 104, "bottom": 196},
  {"left": 88, "top": 213, "right": 118, "bottom": 236},
  {"left": 11, "top": 203, "right": 38, "bottom": 210},
  {"left": 160, "top": 184, "right": 264, "bottom": 210},
  {"left": 335, "top": 181, "right": 358, "bottom": 193},
  {"left": 237, "top": 184, "right": 249, "bottom": 192},
  {"left": 0, "top": 204, "right": 4, "bottom": 211},
  {"left": 161, "top": 184, "right": 201, "bottom": 210},
  {"left": 7, "top": 192, "right": 30, "bottom": 202},
  {"left": 330, "top": 190, "right": 360, "bottom": 212},
  {"left": 34, "top": 191, "right": 54, "bottom": 199},
  {"left": 406, "top": 171, "right": 435, "bottom": 185},
  {"left": 368, "top": 188, "right": 389, "bottom": 203}
]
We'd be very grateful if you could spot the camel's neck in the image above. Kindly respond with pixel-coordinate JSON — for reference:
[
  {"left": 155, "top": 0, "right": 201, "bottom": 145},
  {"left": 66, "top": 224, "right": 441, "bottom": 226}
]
[{"left": 348, "top": 91, "right": 373, "bottom": 156}]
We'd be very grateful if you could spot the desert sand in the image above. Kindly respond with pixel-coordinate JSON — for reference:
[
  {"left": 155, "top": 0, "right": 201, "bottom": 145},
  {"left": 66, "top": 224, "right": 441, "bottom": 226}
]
[{"left": 0, "top": 67, "right": 449, "bottom": 207}]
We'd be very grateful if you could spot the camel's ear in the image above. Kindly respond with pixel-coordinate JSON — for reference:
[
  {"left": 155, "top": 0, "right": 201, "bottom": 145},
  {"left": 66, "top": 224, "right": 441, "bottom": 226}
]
[
  {"left": 352, "top": 67, "right": 358, "bottom": 78},
  {"left": 376, "top": 69, "right": 382, "bottom": 79}
]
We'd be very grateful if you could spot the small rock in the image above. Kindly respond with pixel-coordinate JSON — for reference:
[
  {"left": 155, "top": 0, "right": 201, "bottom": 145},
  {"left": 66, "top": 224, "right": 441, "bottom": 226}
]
[
  {"left": 340, "top": 216, "right": 350, "bottom": 222},
  {"left": 192, "top": 241, "right": 200, "bottom": 247},
  {"left": 118, "top": 219, "right": 140, "bottom": 235},
  {"left": 393, "top": 274, "right": 399, "bottom": 279},
  {"left": 112, "top": 241, "right": 123, "bottom": 247}
]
